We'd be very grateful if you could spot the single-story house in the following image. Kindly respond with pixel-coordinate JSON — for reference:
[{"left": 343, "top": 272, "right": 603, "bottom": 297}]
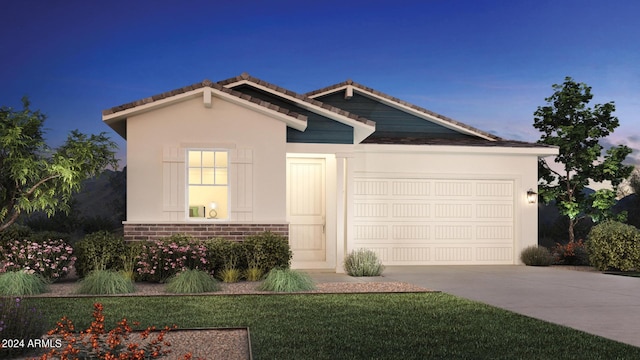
[{"left": 102, "top": 73, "right": 558, "bottom": 272}]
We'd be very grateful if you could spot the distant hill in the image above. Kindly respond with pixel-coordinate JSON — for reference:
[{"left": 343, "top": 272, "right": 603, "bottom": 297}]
[
  {"left": 73, "top": 169, "right": 124, "bottom": 221},
  {"left": 75, "top": 168, "right": 126, "bottom": 225}
]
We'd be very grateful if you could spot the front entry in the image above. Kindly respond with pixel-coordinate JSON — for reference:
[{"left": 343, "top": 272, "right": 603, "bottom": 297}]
[{"left": 286, "top": 157, "right": 328, "bottom": 268}]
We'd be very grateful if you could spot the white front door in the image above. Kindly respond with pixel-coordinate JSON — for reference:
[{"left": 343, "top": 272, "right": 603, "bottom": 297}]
[{"left": 286, "top": 157, "right": 327, "bottom": 266}]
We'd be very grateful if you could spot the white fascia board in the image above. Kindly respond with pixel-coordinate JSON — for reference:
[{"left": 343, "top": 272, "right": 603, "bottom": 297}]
[
  {"left": 309, "top": 85, "right": 496, "bottom": 142},
  {"left": 211, "top": 88, "right": 307, "bottom": 131},
  {"left": 102, "top": 89, "right": 202, "bottom": 122},
  {"left": 102, "top": 87, "right": 307, "bottom": 131},
  {"left": 355, "top": 143, "right": 559, "bottom": 156},
  {"left": 226, "top": 80, "right": 374, "bottom": 143}
]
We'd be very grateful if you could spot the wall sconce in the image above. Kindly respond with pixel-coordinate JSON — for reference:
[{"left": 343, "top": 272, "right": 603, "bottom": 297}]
[
  {"left": 209, "top": 202, "right": 218, "bottom": 219},
  {"left": 526, "top": 189, "right": 537, "bottom": 204}
]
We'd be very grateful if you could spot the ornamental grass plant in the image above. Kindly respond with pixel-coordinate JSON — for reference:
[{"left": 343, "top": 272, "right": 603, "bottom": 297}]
[
  {"left": 0, "top": 270, "right": 48, "bottom": 296},
  {"left": 0, "top": 297, "right": 47, "bottom": 358},
  {"left": 244, "top": 266, "right": 264, "bottom": 282},
  {"left": 258, "top": 268, "right": 315, "bottom": 292},
  {"left": 165, "top": 269, "right": 220, "bottom": 294},
  {"left": 520, "top": 245, "right": 554, "bottom": 266},
  {"left": 343, "top": 248, "right": 385, "bottom": 276},
  {"left": 219, "top": 267, "right": 242, "bottom": 283},
  {"left": 75, "top": 270, "right": 135, "bottom": 295}
]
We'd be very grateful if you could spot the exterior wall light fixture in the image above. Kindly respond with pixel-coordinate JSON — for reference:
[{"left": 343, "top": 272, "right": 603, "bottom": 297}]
[{"left": 526, "top": 189, "right": 538, "bottom": 204}]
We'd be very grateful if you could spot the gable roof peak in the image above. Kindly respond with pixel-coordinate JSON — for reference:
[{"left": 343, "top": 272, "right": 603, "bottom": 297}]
[
  {"left": 306, "top": 79, "right": 503, "bottom": 142},
  {"left": 239, "top": 72, "right": 250, "bottom": 79}
]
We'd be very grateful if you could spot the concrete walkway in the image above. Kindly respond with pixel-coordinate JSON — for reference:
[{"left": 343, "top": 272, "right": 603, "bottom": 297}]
[
  {"left": 375, "top": 266, "right": 640, "bottom": 348},
  {"left": 307, "top": 266, "right": 640, "bottom": 347}
]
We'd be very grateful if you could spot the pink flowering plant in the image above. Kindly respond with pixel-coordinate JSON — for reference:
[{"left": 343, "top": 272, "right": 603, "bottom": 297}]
[
  {"left": 0, "top": 239, "right": 76, "bottom": 281},
  {"left": 135, "top": 235, "right": 210, "bottom": 282}
]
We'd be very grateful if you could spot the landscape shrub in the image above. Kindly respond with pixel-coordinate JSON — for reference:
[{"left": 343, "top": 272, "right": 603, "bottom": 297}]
[
  {"left": 258, "top": 268, "right": 315, "bottom": 292},
  {"left": 520, "top": 246, "right": 554, "bottom": 266},
  {"left": 0, "top": 270, "right": 48, "bottom": 296},
  {"left": 74, "top": 231, "right": 127, "bottom": 277},
  {"left": 0, "top": 239, "right": 75, "bottom": 281},
  {"left": 39, "top": 303, "right": 192, "bottom": 360},
  {"left": 136, "top": 234, "right": 209, "bottom": 282},
  {"left": 204, "top": 237, "right": 246, "bottom": 274},
  {"left": 81, "top": 215, "right": 118, "bottom": 234},
  {"left": 587, "top": 220, "right": 640, "bottom": 271},
  {"left": 242, "top": 231, "right": 292, "bottom": 272},
  {"left": 0, "top": 224, "right": 32, "bottom": 250},
  {"left": 75, "top": 270, "right": 135, "bottom": 295},
  {"left": 165, "top": 268, "right": 220, "bottom": 293},
  {"left": 29, "top": 231, "right": 72, "bottom": 244},
  {"left": 552, "top": 239, "right": 590, "bottom": 265},
  {"left": 343, "top": 248, "right": 385, "bottom": 276},
  {"left": 0, "top": 297, "right": 47, "bottom": 358}
]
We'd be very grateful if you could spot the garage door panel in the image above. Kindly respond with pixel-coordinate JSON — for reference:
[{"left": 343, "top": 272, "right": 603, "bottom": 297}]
[
  {"left": 477, "top": 225, "right": 513, "bottom": 239},
  {"left": 392, "top": 224, "right": 430, "bottom": 240},
  {"left": 392, "top": 180, "right": 431, "bottom": 197},
  {"left": 353, "top": 176, "right": 515, "bottom": 265},
  {"left": 476, "top": 247, "right": 513, "bottom": 261}
]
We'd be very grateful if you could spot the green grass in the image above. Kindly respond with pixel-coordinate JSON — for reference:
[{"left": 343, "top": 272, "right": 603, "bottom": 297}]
[
  {"left": 0, "top": 271, "right": 48, "bottom": 295},
  {"left": 165, "top": 269, "right": 220, "bottom": 293},
  {"left": 24, "top": 293, "right": 640, "bottom": 359}
]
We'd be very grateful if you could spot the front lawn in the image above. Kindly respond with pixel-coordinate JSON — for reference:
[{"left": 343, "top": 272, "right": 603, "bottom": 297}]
[{"left": 26, "top": 293, "right": 640, "bottom": 359}]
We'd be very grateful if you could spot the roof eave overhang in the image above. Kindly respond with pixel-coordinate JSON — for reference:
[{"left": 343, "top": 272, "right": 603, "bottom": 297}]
[
  {"left": 224, "top": 79, "right": 375, "bottom": 144},
  {"left": 102, "top": 87, "right": 308, "bottom": 140},
  {"left": 309, "top": 85, "right": 497, "bottom": 142},
  {"left": 356, "top": 143, "right": 559, "bottom": 156}
]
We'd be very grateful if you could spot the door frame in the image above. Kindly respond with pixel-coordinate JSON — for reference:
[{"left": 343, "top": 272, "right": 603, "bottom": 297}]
[{"left": 286, "top": 153, "right": 336, "bottom": 270}]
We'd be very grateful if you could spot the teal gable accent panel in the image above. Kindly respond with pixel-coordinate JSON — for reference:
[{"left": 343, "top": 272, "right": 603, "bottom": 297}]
[
  {"left": 316, "top": 92, "right": 474, "bottom": 139},
  {"left": 231, "top": 85, "right": 353, "bottom": 144}
]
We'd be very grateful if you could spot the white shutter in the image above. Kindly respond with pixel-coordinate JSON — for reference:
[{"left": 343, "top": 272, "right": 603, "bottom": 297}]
[
  {"left": 230, "top": 148, "right": 253, "bottom": 221},
  {"left": 162, "top": 147, "right": 185, "bottom": 220}
]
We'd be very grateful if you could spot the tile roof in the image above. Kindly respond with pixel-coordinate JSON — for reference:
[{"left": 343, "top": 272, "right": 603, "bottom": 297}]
[
  {"left": 102, "top": 79, "right": 306, "bottom": 122},
  {"left": 362, "top": 135, "right": 551, "bottom": 148},
  {"left": 306, "top": 79, "right": 503, "bottom": 141},
  {"left": 218, "top": 73, "right": 375, "bottom": 127}
]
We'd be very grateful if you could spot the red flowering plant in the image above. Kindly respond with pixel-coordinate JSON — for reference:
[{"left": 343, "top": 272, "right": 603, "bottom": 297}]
[
  {"left": 36, "top": 303, "right": 198, "bottom": 360},
  {"left": 552, "top": 239, "right": 590, "bottom": 266}
]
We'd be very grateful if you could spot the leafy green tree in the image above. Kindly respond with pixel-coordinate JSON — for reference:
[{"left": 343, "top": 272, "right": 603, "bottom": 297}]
[
  {"left": 534, "top": 77, "right": 633, "bottom": 242},
  {"left": 0, "top": 98, "right": 118, "bottom": 232}
]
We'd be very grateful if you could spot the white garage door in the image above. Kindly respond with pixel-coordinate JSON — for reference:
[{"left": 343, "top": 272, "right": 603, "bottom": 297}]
[{"left": 353, "top": 176, "right": 515, "bottom": 265}]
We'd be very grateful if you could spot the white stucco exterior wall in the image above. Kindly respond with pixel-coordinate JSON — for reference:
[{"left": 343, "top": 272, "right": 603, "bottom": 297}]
[{"left": 126, "top": 96, "right": 288, "bottom": 223}]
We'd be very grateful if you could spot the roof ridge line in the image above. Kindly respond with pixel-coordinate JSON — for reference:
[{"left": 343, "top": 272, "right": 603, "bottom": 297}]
[
  {"left": 217, "top": 73, "right": 376, "bottom": 127},
  {"left": 102, "top": 79, "right": 306, "bottom": 122}
]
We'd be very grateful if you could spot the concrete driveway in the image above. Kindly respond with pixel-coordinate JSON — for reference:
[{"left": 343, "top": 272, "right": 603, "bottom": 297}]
[{"left": 381, "top": 266, "right": 640, "bottom": 348}]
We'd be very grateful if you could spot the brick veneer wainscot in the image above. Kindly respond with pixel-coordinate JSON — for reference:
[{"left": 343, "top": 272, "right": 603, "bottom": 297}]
[{"left": 124, "top": 223, "right": 289, "bottom": 242}]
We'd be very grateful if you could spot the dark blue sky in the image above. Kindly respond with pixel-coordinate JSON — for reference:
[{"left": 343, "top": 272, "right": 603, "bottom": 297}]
[{"left": 2, "top": 0, "right": 639, "bottom": 165}]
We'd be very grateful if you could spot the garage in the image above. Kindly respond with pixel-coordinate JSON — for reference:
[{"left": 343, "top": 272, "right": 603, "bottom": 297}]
[{"left": 352, "top": 175, "right": 516, "bottom": 265}]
